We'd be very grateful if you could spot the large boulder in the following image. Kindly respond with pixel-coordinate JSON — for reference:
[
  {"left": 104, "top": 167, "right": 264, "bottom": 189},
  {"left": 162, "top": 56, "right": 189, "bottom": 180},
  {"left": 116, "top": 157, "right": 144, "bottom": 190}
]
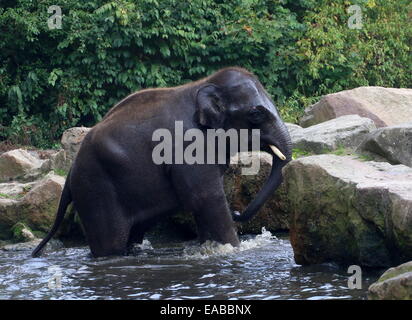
[
  {"left": 0, "top": 149, "right": 44, "bottom": 182},
  {"left": 20, "top": 172, "right": 66, "bottom": 232},
  {"left": 0, "top": 172, "right": 65, "bottom": 239},
  {"left": 285, "top": 155, "right": 412, "bottom": 267},
  {"left": 0, "top": 238, "right": 63, "bottom": 252},
  {"left": 368, "top": 261, "right": 412, "bottom": 300},
  {"left": 52, "top": 127, "right": 91, "bottom": 172},
  {"left": 300, "top": 87, "right": 412, "bottom": 128},
  {"left": 288, "top": 115, "right": 376, "bottom": 154},
  {"left": 357, "top": 123, "right": 412, "bottom": 167},
  {"left": 61, "top": 127, "right": 91, "bottom": 158}
]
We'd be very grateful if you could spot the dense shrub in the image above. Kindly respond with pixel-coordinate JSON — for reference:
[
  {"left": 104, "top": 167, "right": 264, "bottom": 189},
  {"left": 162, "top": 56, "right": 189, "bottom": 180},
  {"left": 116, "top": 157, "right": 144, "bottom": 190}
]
[{"left": 0, "top": 0, "right": 410, "bottom": 147}]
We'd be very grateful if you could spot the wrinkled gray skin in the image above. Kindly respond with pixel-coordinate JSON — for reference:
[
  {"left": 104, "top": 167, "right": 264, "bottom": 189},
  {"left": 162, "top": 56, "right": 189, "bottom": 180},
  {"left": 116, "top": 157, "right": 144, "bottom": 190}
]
[{"left": 32, "top": 67, "right": 292, "bottom": 258}]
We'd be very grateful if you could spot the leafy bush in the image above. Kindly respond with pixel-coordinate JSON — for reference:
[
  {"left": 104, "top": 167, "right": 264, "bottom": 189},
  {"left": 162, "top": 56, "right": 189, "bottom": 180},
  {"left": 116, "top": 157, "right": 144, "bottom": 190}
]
[{"left": 0, "top": 0, "right": 410, "bottom": 147}]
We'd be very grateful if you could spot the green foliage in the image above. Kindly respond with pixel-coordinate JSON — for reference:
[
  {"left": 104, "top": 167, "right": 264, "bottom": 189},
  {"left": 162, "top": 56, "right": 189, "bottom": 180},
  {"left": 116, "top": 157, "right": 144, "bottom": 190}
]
[
  {"left": 0, "top": 0, "right": 410, "bottom": 147},
  {"left": 294, "top": 0, "right": 412, "bottom": 95}
]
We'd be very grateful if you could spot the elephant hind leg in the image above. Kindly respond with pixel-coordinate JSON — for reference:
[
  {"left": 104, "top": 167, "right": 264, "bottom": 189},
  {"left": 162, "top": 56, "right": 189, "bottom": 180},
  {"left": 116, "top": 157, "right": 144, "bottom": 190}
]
[
  {"left": 75, "top": 195, "right": 132, "bottom": 258},
  {"left": 85, "top": 216, "right": 131, "bottom": 258}
]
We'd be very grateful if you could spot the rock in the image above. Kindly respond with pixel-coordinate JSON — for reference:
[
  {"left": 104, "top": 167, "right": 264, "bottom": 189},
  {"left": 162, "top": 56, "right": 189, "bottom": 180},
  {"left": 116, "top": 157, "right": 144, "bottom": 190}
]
[
  {"left": 368, "top": 261, "right": 412, "bottom": 300},
  {"left": 61, "top": 127, "right": 91, "bottom": 156},
  {"left": 0, "top": 181, "right": 35, "bottom": 198},
  {"left": 1, "top": 239, "right": 43, "bottom": 251},
  {"left": 11, "top": 222, "right": 36, "bottom": 242},
  {"left": 0, "top": 238, "right": 63, "bottom": 252},
  {"left": 0, "top": 149, "right": 44, "bottom": 182},
  {"left": 25, "top": 149, "right": 61, "bottom": 174},
  {"left": 285, "top": 123, "right": 303, "bottom": 137},
  {"left": 0, "top": 198, "right": 19, "bottom": 239},
  {"left": 50, "top": 150, "right": 68, "bottom": 173},
  {"left": 289, "top": 115, "right": 376, "bottom": 153},
  {"left": 29, "top": 149, "right": 59, "bottom": 161},
  {"left": 0, "top": 127, "right": 91, "bottom": 243},
  {"left": 286, "top": 155, "right": 412, "bottom": 267},
  {"left": 19, "top": 172, "right": 66, "bottom": 232},
  {"left": 357, "top": 123, "right": 412, "bottom": 167},
  {"left": 300, "top": 87, "right": 412, "bottom": 128},
  {"left": 0, "top": 173, "right": 65, "bottom": 237},
  {"left": 53, "top": 127, "right": 91, "bottom": 172}
]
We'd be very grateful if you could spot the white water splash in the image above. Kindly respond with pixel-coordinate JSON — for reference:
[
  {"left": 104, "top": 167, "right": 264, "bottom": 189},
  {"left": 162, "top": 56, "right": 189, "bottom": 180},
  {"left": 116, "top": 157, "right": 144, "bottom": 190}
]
[
  {"left": 183, "top": 227, "right": 277, "bottom": 259},
  {"left": 134, "top": 239, "right": 153, "bottom": 251}
]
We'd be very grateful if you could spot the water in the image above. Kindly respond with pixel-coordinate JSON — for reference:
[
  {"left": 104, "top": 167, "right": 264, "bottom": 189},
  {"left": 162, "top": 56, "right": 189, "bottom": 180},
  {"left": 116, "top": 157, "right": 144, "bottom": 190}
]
[{"left": 0, "top": 229, "right": 380, "bottom": 300}]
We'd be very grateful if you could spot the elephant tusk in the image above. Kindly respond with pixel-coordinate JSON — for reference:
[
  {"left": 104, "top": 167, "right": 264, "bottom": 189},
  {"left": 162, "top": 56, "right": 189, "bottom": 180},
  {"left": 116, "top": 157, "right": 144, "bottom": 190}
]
[{"left": 269, "top": 145, "right": 286, "bottom": 160}]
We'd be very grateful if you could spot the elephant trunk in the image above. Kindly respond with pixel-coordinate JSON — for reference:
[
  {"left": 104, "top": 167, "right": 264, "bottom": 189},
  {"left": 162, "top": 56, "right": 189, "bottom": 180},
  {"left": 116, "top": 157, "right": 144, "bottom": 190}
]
[{"left": 233, "top": 122, "right": 292, "bottom": 222}]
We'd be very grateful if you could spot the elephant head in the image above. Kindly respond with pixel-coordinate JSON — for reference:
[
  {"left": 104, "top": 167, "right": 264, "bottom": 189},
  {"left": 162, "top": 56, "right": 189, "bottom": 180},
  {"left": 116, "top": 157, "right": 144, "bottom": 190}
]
[{"left": 195, "top": 67, "right": 293, "bottom": 222}]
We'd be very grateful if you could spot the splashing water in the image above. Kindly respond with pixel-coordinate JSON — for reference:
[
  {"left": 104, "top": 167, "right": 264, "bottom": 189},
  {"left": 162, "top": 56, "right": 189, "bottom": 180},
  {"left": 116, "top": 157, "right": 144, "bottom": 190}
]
[
  {"left": 134, "top": 239, "right": 154, "bottom": 251},
  {"left": 183, "top": 227, "right": 277, "bottom": 259}
]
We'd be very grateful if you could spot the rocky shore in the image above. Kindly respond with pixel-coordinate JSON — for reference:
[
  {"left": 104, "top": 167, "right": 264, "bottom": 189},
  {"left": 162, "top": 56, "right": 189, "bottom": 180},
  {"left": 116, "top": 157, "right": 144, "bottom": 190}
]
[{"left": 1, "top": 86, "right": 411, "bottom": 299}]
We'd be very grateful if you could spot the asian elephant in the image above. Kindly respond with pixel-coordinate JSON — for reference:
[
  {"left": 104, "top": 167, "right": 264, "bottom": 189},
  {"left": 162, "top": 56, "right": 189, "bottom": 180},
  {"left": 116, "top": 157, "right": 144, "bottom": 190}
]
[{"left": 32, "top": 67, "right": 292, "bottom": 258}]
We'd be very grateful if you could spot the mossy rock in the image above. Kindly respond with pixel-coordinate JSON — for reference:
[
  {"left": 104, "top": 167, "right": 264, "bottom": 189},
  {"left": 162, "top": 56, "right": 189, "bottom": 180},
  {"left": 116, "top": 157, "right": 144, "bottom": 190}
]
[
  {"left": 287, "top": 155, "right": 412, "bottom": 267},
  {"left": 0, "top": 172, "right": 81, "bottom": 243},
  {"left": 11, "top": 222, "right": 35, "bottom": 242},
  {"left": 368, "top": 261, "right": 412, "bottom": 300}
]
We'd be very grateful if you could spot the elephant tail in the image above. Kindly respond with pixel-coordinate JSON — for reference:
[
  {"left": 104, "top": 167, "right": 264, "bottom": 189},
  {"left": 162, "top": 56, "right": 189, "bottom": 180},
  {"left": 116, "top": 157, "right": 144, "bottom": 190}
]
[{"left": 31, "top": 170, "right": 72, "bottom": 258}]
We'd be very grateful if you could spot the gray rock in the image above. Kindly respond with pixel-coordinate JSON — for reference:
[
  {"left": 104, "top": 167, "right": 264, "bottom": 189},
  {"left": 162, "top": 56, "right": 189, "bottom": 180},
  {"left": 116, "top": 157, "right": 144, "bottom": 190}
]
[
  {"left": 0, "top": 181, "right": 36, "bottom": 198},
  {"left": 368, "top": 261, "right": 412, "bottom": 300},
  {"left": 19, "top": 173, "right": 66, "bottom": 232},
  {"left": 0, "top": 149, "right": 44, "bottom": 182},
  {"left": 11, "top": 222, "right": 36, "bottom": 242},
  {"left": 50, "top": 150, "right": 67, "bottom": 172},
  {"left": 0, "top": 173, "right": 66, "bottom": 237},
  {"left": 285, "top": 155, "right": 412, "bottom": 267},
  {"left": 288, "top": 115, "right": 376, "bottom": 153},
  {"left": 357, "top": 123, "right": 412, "bottom": 167},
  {"left": 53, "top": 127, "right": 91, "bottom": 172},
  {"left": 300, "top": 87, "right": 412, "bottom": 128},
  {"left": 21, "top": 227, "right": 36, "bottom": 241},
  {"left": 0, "top": 238, "right": 63, "bottom": 252},
  {"left": 285, "top": 123, "right": 303, "bottom": 136}
]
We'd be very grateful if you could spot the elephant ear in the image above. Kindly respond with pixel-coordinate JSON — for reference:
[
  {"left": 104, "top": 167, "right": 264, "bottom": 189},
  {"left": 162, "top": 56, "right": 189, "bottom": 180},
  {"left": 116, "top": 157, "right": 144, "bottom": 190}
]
[{"left": 195, "top": 84, "right": 225, "bottom": 128}]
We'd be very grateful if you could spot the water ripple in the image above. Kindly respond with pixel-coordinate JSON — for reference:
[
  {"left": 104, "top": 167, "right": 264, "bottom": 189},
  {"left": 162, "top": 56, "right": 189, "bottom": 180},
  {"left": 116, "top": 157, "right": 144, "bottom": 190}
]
[{"left": 0, "top": 230, "right": 379, "bottom": 300}]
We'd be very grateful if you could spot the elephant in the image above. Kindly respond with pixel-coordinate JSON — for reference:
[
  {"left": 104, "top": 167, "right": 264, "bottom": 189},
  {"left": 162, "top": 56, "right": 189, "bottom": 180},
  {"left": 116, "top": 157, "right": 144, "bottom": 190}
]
[{"left": 32, "top": 67, "right": 292, "bottom": 258}]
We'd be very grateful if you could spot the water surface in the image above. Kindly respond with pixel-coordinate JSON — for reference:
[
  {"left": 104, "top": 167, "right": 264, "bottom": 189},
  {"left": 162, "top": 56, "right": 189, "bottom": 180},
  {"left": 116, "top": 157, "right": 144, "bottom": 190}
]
[{"left": 0, "top": 230, "right": 380, "bottom": 300}]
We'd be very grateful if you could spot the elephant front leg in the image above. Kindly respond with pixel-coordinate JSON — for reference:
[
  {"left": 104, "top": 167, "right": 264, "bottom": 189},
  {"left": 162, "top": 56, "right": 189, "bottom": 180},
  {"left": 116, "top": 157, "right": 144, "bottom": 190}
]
[
  {"left": 171, "top": 165, "right": 240, "bottom": 247},
  {"left": 192, "top": 192, "right": 240, "bottom": 247}
]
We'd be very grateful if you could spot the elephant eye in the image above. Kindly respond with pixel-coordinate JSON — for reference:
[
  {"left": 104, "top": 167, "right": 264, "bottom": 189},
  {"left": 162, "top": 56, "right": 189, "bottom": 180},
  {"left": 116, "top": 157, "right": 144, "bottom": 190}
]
[{"left": 248, "top": 108, "right": 266, "bottom": 124}]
